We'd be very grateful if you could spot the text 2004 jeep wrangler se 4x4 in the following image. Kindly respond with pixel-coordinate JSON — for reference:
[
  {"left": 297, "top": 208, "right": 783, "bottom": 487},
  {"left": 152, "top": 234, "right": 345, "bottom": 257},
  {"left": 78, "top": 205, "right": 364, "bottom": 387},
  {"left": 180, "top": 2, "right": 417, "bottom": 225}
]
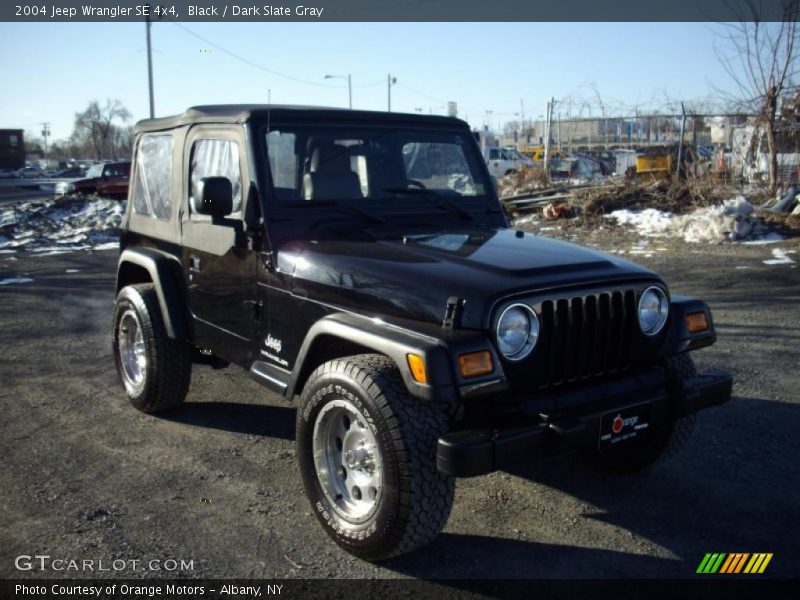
[{"left": 113, "top": 105, "right": 732, "bottom": 560}]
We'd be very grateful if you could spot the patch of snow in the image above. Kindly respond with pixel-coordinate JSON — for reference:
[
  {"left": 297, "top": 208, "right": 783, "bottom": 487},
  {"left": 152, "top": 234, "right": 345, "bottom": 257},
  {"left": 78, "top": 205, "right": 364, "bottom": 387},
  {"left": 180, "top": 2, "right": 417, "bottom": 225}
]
[
  {"left": 738, "top": 232, "right": 785, "bottom": 245},
  {"left": 65, "top": 269, "right": 80, "bottom": 273},
  {"left": 0, "top": 277, "right": 34, "bottom": 286},
  {"left": 606, "top": 197, "right": 778, "bottom": 244},
  {"left": 763, "top": 248, "right": 797, "bottom": 265},
  {"left": 0, "top": 249, "right": 16, "bottom": 254},
  {"left": 0, "top": 197, "right": 122, "bottom": 252},
  {"left": 604, "top": 208, "right": 672, "bottom": 238},
  {"left": 93, "top": 242, "right": 119, "bottom": 251}
]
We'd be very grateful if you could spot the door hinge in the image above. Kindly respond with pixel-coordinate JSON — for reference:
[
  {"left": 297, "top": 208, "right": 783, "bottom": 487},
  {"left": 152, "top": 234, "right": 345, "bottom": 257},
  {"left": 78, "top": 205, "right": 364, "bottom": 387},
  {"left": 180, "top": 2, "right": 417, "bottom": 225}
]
[
  {"left": 246, "top": 299, "right": 264, "bottom": 321},
  {"left": 261, "top": 251, "right": 275, "bottom": 271},
  {"left": 442, "top": 296, "right": 464, "bottom": 331}
]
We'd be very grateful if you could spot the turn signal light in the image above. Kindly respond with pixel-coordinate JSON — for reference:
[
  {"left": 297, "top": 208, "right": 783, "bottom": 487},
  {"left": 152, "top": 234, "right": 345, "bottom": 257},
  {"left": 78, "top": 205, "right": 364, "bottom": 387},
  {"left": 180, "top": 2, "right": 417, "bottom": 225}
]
[
  {"left": 458, "top": 351, "right": 494, "bottom": 378},
  {"left": 407, "top": 354, "right": 427, "bottom": 384},
  {"left": 685, "top": 311, "right": 709, "bottom": 333}
]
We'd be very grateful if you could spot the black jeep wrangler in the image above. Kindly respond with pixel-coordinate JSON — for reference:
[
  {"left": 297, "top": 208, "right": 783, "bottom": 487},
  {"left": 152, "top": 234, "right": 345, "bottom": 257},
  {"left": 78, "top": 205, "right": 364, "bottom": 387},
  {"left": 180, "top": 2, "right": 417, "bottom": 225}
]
[{"left": 113, "top": 105, "right": 732, "bottom": 560}]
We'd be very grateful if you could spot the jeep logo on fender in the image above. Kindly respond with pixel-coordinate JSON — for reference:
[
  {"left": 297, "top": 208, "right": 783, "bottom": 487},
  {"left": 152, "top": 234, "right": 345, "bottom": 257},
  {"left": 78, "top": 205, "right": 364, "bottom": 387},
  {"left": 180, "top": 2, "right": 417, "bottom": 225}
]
[{"left": 264, "top": 335, "right": 282, "bottom": 354}]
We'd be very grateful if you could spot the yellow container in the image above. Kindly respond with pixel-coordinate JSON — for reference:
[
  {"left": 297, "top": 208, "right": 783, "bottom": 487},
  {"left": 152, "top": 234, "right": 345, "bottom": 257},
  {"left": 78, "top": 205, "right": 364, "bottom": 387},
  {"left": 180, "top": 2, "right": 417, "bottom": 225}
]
[{"left": 635, "top": 154, "right": 671, "bottom": 174}]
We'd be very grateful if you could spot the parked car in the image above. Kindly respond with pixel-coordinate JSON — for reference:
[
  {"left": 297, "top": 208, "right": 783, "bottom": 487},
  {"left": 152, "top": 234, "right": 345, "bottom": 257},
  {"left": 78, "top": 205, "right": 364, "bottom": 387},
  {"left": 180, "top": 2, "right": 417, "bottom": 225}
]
[
  {"left": 17, "top": 165, "right": 45, "bottom": 179},
  {"left": 52, "top": 167, "right": 86, "bottom": 178},
  {"left": 54, "top": 161, "right": 131, "bottom": 199},
  {"left": 0, "top": 168, "right": 21, "bottom": 179},
  {"left": 112, "top": 105, "right": 732, "bottom": 561}
]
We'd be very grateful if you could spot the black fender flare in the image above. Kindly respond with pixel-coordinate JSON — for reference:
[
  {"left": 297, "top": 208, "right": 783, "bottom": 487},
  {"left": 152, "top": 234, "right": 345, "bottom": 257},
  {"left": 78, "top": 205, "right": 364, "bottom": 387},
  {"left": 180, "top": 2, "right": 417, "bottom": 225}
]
[
  {"left": 285, "top": 312, "right": 458, "bottom": 404},
  {"left": 658, "top": 295, "right": 717, "bottom": 358},
  {"left": 116, "top": 248, "right": 190, "bottom": 341}
]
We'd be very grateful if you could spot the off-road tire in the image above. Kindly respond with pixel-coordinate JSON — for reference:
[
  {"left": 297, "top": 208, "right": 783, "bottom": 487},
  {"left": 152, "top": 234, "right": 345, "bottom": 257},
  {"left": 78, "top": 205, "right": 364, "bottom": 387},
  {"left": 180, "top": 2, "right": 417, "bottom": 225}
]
[
  {"left": 296, "top": 354, "right": 455, "bottom": 560},
  {"left": 112, "top": 284, "right": 191, "bottom": 413},
  {"left": 587, "top": 353, "right": 697, "bottom": 473}
]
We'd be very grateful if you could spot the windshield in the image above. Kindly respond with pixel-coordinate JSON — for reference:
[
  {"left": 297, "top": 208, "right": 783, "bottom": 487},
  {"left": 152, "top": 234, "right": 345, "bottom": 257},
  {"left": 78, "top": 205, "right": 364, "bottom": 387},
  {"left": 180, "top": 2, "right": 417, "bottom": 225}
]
[
  {"left": 263, "top": 125, "right": 491, "bottom": 204},
  {"left": 86, "top": 164, "right": 104, "bottom": 178}
]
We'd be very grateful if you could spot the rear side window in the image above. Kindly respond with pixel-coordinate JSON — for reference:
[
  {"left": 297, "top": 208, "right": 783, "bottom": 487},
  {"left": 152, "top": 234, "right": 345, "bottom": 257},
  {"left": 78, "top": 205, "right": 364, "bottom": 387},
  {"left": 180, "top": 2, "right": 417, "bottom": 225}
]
[
  {"left": 104, "top": 163, "right": 130, "bottom": 178},
  {"left": 131, "top": 134, "right": 173, "bottom": 220},
  {"left": 189, "top": 139, "right": 242, "bottom": 215}
]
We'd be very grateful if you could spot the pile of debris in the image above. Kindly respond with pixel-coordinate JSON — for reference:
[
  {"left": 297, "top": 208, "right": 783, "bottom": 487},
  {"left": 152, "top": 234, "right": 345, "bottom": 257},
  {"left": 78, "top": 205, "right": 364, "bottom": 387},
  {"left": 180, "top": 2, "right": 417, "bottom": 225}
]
[
  {"left": 0, "top": 196, "right": 123, "bottom": 254},
  {"left": 505, "top": 175, "right": 800, "bottom": 245},
  {"left": 496, "top": 166, "right": 549, "bottom": 198}
]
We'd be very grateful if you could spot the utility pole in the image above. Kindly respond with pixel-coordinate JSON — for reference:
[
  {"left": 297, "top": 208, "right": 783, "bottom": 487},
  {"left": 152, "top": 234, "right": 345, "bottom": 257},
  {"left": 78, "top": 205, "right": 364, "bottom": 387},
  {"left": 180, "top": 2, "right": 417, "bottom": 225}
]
[
  {"left": 40, "top": 122, "right": 51, "bottom": 163},
  {"left": 387, "top": 74, "right": 396, "bottom": 111},
  {"left": 676, "top": 102, "right": 686, "bottom": 178},
  {"left": 520, "top": 98, "right": 526, "bottom": 144},
  {"left": 543, "top": 97, "right": 554, "bottom": 176},
  {"left": 145, "top": 10, "right": 155, "bottom": 118}
]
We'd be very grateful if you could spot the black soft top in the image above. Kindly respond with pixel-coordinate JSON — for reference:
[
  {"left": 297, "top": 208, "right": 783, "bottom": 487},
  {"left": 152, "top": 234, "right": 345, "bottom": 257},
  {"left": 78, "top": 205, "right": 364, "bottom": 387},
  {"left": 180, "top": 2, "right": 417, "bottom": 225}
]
[{"left": 135, "top": 104, "right": 468, "bottom": 133}]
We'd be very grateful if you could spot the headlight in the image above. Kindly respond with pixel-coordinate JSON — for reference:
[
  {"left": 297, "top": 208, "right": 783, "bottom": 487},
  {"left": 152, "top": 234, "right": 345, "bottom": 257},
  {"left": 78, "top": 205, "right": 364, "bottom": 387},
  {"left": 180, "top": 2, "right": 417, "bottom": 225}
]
[
  {"left": 638, "top": 286, "right": 669, "bottom": 336},
  {"left": 496, "top": 303, "right": 539, "bottom": 361}
]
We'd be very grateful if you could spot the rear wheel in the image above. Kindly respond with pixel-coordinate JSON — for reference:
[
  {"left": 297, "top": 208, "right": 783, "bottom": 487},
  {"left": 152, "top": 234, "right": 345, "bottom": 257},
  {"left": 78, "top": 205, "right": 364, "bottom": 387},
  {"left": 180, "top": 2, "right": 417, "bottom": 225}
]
[
  {"left": 296, "top": 354, "right": 454, "bottom": 560},
  {"left": 113, "top": 284, "right": 191, "bottom": 413},
  {"left": 587, "top": 354, "right": 697, "bottom": 473}
]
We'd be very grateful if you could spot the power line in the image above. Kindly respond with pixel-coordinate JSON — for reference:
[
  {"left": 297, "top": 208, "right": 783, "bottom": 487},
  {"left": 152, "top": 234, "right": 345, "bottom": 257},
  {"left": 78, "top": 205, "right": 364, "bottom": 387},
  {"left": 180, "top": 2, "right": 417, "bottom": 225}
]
[
  {"left": 173, "top": 23, "right": 383, "bottom": 89},
  {"left": 396, "top": 82, "right": 446, "bottom": 104}
]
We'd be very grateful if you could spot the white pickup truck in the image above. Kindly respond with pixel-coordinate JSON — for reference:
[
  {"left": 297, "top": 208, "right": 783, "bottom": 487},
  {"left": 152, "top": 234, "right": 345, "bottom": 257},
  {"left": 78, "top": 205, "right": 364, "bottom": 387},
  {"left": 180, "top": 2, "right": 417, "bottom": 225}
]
[{"left": 484, "top": 146, "right": 533, "bottom": 178}]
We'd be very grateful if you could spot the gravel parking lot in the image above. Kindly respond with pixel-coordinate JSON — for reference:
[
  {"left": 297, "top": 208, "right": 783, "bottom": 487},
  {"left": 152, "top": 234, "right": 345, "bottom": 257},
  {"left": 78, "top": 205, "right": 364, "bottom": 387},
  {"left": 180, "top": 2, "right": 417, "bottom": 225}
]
[{"left": 0, "top": 232, "right": 798, "bottom": 580}]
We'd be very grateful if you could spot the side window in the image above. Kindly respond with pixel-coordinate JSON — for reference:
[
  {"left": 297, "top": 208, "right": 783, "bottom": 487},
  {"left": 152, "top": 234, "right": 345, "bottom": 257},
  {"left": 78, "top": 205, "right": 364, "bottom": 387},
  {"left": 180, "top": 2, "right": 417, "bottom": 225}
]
[
  {"left": 131, "top": 134, "right": 174, "bottom": 220},
  {"left": 489, "top": 148, "right": 499, "bottom": 160},
  {"left": 189, "top": 139, "right": 242, "bottom": 215}
]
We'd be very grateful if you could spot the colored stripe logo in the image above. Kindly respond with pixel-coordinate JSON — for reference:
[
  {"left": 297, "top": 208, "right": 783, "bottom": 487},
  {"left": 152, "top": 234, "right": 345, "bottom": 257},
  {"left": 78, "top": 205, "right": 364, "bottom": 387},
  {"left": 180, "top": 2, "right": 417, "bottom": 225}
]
[{"left": 697, "top": 553, "right": 773, "bottom": 574}]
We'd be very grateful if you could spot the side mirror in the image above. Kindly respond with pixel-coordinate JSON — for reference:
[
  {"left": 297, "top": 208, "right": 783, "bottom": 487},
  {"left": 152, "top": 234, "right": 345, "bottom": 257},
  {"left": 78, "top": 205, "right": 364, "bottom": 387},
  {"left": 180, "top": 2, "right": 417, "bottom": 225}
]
[{"left": 196, "top": 176, "right": 233, "bottom": 217}]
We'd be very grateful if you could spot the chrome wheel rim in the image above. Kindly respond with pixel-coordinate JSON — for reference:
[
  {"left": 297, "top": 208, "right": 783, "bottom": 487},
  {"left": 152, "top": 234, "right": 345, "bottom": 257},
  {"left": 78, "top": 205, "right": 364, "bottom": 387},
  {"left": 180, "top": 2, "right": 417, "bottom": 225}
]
[
  {"left": 118, "top": 309, "right": 146, "bottom": 392},
  {"left": 312, "top": 399, "right": 383, "bottom": 524}
]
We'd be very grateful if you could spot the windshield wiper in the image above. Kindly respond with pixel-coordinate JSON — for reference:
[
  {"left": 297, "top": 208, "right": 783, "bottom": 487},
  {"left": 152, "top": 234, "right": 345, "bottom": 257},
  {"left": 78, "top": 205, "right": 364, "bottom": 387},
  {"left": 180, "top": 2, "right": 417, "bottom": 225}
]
[{"left": 382, "top": 187, "right": 478, "bottom": 222}]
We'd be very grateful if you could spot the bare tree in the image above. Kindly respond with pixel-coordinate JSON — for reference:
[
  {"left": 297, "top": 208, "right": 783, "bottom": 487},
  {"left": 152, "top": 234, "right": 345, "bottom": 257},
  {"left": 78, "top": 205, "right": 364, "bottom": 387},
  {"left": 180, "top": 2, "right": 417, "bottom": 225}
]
[
  {"left": 74, "top": 99, "right": 132, "bottom": 159},
  {"left": 714, "top": 0, "right": 800, "bottom": 191}
]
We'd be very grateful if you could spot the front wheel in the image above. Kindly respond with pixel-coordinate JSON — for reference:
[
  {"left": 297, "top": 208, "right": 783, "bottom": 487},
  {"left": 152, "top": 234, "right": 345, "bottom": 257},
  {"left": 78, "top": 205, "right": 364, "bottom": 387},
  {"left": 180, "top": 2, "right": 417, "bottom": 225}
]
[{"left": 296, "top": 354, "right": 454, "bottom": 560}]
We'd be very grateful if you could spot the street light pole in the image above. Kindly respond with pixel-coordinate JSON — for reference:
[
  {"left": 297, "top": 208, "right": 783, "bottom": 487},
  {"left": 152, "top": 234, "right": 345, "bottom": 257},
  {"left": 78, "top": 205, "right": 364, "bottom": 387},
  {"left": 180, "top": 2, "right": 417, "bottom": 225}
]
[
  {"left": 324, "top": 74, "right": 352, "bottom": 109},
  {"left": 145, "top": 11, "right": 155, "bottom": 118},
  {"left": 387, "top": 74, "right": 397, "bottom": 112}
]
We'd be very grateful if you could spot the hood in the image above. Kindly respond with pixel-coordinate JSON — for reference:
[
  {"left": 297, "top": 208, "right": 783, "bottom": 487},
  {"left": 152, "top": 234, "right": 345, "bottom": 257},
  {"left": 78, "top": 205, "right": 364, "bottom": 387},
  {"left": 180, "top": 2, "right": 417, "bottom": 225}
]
[{"left": 277, "top": 228, "right": 661, "bottom": 329}]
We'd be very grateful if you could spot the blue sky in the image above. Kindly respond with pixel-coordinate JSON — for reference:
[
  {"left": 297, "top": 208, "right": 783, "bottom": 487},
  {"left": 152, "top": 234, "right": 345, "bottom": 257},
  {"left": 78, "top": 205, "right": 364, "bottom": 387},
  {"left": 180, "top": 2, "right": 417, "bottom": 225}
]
[{"left": 0, "top": 22, "right": 737, "bottom": 141}]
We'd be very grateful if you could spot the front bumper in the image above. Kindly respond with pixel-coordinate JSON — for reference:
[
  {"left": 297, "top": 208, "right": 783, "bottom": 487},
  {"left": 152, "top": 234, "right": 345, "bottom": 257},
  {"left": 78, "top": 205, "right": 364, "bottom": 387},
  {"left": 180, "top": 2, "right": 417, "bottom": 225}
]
[{"left": 436, "top": 367, "right": 732, "bottom": 477}]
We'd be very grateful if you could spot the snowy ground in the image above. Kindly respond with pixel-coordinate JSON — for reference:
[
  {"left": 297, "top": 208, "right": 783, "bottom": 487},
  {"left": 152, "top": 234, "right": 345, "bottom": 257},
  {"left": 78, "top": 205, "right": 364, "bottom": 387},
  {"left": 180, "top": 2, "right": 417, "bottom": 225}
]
[{"left": 0, "top": 196, "right": 123, "bottom": 256}]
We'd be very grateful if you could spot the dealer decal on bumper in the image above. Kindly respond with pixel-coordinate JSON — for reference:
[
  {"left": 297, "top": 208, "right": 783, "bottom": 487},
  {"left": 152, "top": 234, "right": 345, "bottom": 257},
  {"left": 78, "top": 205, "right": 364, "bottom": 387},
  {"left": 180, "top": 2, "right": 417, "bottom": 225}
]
[{"left": 599, "top": 402, "right": 651, "bottom": 449}]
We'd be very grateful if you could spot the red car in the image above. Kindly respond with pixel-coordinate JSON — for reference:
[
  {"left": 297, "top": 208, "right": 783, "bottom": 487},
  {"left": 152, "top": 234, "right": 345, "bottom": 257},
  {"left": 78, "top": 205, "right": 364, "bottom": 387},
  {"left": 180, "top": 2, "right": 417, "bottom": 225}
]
[{"left": 56, "top": 161, "right": 131, "bottom": 199}]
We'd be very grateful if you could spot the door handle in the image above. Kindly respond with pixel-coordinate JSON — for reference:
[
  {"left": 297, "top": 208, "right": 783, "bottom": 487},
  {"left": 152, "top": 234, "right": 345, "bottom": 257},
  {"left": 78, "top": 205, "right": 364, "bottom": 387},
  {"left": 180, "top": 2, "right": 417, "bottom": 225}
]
[{"left": 189, "top": 256, "right": 201, "bottom": 272}]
